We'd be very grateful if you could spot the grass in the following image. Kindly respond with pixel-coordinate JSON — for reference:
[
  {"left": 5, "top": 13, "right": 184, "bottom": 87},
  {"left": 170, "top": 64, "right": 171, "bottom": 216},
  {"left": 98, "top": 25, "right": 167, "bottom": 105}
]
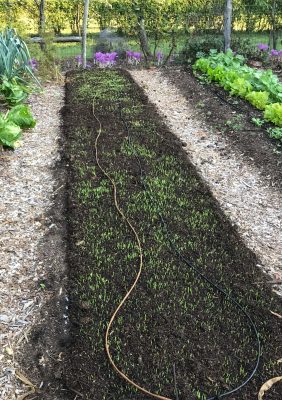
[
  {"left": 53, "top": 31, "right": 282, "bottom": 60},
  {"left": 64, "top": 68, "right": 282, "bottom": 399}
]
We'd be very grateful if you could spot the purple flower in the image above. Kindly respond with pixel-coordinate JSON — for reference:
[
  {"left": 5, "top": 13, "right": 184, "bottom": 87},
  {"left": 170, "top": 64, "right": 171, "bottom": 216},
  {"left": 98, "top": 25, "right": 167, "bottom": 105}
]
[
  {"left": 278, "top": 50, "right": 282, "bottom": 57},
  {"left": 156, "top": 51, "right": 163, "bottom": 61},
  {"left": 94, "top": 52, "right": 118, "bottom": 67},
  {"left": 257, "top": 43, "right": 268, "bottom": 51},
  {"left": 133, "top": 52, "right": 141, "bottom": 60},
  {"left": 28, "top": 58, "right": 38, "bottom": 71},
  {"left": 270, "top": 49, "right": 279, "bottom": 57},
  {"left": 126, "top": 50, "right": 142, "bottom": 65},
  {"left": 75, "top": 55, "right": 82, "bottom": 66}
]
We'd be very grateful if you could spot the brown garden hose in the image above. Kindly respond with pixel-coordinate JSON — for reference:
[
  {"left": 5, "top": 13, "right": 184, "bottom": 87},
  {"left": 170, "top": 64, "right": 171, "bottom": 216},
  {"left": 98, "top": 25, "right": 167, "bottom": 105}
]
[{"left": 93, "top": 100, "right": 173, "bottom": 400}]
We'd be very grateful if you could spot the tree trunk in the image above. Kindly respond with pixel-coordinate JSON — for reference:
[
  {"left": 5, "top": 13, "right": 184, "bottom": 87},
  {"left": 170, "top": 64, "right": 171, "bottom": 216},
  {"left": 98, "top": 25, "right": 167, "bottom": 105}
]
[
  {"left": 39, "top": 0, "right": 46, "bottom": 50},
  {"left": 137, "top": 17, "right": 152, "bottom": 61},
  {"left": 82, "top": 0, "right": 89, "bottom": 69},
  {"left": 76, "top": 3, "right": 82, "bottom": 36},
  {"left": 224, "top": 0, "right": 232, "bottom": 52},
  {"left": 270, "top": 0, "right": 277, "bottom": 49}
]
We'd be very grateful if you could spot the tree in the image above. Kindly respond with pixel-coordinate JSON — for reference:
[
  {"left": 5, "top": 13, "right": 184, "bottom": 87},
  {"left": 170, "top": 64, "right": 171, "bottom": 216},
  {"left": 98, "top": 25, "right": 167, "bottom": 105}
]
[
  {"left": 82, "top": 0, "right": 89, "bottom": 69},
  {"left": 224, "top": 0, "right": 232, "bottom": 52}
]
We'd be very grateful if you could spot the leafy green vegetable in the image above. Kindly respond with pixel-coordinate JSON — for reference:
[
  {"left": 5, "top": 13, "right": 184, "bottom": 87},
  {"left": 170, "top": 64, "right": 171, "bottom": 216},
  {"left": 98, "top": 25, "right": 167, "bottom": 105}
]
[
  {"left": 267, "top": 127, "right": 282, "bottom": 140},
  {"left": 251, "top": 117, "right": 264, "bottom": 127},
  {"left": 246, "top": 91, "right": 269, "bottom": 110},
  {"left": 0, "top": 115, "right": 22, "bottom": 148},
  {"left": 264, "top": 103, "right": 282, "bottom": 127},
  {"left": 193, "top": 50, "right": 282, "bottom": 127},
  {"left": 230, "top": 78, "right": 252, "bottom": 98},
  {"left": 7, "top": 104, "right": 36, "bottom": 128},
  {"left": 193, "top": 58, "right": 210, "bottom": 73},
  {"left": 0, "top": 76, "right": 29, "bottom": 105}
]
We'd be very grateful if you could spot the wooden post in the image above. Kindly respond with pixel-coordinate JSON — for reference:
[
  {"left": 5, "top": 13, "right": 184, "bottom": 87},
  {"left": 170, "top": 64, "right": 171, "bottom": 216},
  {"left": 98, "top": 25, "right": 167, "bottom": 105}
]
[
  {"left": 137, "top": 16, "right": 152, "bottom": 62},
  {"left": 39, "top": 0, "right": 46, "bottom": 50},
  {"left": 270, "top": 0, "right": 277, "bottom": 49},
  {"left": 82, "top": 0, "right": 90, "bottom": 69},
  {"left": 224, "top": 0, "right": 232, "bottom": 52}
]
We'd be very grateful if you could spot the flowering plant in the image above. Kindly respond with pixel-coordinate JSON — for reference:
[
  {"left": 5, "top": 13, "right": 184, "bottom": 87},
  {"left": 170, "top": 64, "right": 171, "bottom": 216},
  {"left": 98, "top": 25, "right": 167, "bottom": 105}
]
[
  {"left": 269, "top": 49, "right": 282, "bottom": 65},
  {"left": 74, "top": 55, "right": 92, "bottom": 69},
  {"left": 75, "top": 55, "right": 82, "bottom": 67},
  {"left": 28, "top": 58, "right": 38, "bottom": 71},
  {"left": 94, "top": 52, "right": 117, "bottom": 68},
  {"left": 156, "top": 51, "right": 163, "bottom": 66},
  {"left": 126, "top": 51, "right": 142, "bottom": 65},
  {"left": 257, "top": 43, "right": 268, "bottom": 51}
]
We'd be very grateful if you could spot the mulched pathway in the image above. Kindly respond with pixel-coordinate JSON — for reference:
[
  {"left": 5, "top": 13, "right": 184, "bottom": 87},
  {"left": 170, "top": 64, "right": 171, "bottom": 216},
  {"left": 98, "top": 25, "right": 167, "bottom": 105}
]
[
  {"left": 0, "top": 85, "right": 66, "bottom": 399},
  {"left": 130, "top": 68, "right": 282, "bottom": 296}
]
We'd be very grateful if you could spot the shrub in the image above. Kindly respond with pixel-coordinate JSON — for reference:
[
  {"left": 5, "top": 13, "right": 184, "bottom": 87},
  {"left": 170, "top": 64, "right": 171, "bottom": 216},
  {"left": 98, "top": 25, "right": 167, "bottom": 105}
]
[{"left": 182, "top": 35, "right": 224, "bottom": 63}]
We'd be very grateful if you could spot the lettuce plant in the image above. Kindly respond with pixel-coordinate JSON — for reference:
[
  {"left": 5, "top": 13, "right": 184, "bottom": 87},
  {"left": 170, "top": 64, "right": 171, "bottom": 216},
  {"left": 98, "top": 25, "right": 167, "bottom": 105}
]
[
  {"left": 230, "top": 78, "right": 252, "bottom": 98},
  {"left": 245, "top": 91, "right": 269, "bottom": 110},
  {"left": 264, "top": 103, "right": 282, "bottom": 126},
  {"left": 0, "top": 104, "right": 36, "bottom": 149},
  {"left": 0, "top": 115, "right": 22, "bottom": 148},
  {"left": 193, "top": 50, "right": 282, "bottom": 126},
  {"left": 7, "top": 104, "right": 36, "bottom": 128},
  {"left": 0, "top": 76, "right": 29, "bottom": 105}
]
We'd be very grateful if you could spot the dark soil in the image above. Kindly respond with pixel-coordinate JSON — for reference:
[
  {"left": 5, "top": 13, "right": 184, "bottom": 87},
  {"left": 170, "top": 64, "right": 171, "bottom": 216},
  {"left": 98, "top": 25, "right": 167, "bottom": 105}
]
[
  {"left": 60, "top": 69, "right": 282, "bottom": 400},
  {"left": 163, "top": 66, "right": 282, "bottom": 190},
  {"left": 20, "top": 145, "right": 69, "bottom": 400}
]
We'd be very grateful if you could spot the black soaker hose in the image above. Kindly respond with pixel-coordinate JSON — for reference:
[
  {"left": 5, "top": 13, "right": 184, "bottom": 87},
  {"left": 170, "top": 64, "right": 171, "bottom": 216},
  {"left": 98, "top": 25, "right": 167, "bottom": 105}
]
[{"left": 118, "top": 103, "right": 261, "bottom": 400}]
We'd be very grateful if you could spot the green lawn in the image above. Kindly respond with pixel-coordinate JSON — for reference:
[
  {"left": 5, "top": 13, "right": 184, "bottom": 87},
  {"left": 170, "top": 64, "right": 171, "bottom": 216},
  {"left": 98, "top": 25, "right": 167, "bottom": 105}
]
[{"left": 29, "top": 31, "right": 282, "bottom": 61}]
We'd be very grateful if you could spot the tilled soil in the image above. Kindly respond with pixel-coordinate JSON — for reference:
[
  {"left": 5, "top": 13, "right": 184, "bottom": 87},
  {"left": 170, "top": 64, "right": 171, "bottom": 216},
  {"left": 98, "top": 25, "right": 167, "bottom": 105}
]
[
  {"left": 61, "top": 69, "right": 282, "bottom": 400},
  {"left": 130, "top": 68, "right": 282, "bottom": 296}
]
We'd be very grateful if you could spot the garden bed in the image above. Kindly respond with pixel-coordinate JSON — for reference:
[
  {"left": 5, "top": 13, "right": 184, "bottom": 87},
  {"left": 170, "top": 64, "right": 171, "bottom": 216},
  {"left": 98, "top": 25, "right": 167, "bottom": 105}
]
[
  {"left": 163, "top": 67, "right": 282, "bottom": 189},
  {"left": 61, "top": 69, "right": 281, "bottom": 399}
]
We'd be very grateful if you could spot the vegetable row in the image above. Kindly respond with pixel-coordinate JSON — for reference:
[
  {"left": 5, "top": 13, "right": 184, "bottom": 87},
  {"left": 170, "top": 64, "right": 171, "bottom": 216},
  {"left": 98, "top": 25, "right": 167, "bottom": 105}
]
[
  {"left": 193, "top": 50, "right": 282, "bottom": 127},
  {"left": 0, "top": 28, "right": 39, "bottom": 149}
]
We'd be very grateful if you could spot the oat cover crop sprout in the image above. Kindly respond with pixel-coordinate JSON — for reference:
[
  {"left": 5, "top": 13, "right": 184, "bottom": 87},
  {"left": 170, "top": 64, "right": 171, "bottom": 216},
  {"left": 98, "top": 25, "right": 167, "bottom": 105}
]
[{"left": 63, "top": 69, "right": 282, "bottom": 400}]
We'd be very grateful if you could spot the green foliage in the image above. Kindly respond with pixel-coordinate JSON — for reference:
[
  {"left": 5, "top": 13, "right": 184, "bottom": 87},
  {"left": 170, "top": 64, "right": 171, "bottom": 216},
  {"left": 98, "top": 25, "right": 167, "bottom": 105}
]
[
  {"left": 267, "top": 127, "right": 282, "bottom": 141},
  {"left": 245, "top": 91, "right": 269, "bottom": 110},
  {"left": 193, "top": 50, "right": 282, "bottom": 127},
  {"left": 0, "top": 76, "right": 29, "bottom": 105},
  {"left": 0, "top": 115, "right": 22, "bottom": 148},
  {"left": 251, "top": 117, "right": 264, "bottom": 127},
  {"left": 7, "top": 104, "right": 36, "bottom": 128},
  {"left": 0, "top": 103, "right": 36, "bottom": 149},
  {"left": 264, "top": 103, "right": 282, "bottom": 127},
  {"left": 0, "top": 28, "right": 38, "bottom": 84},
  {"left": 27, "top": 35, "right": 62, "bottom": 82},
  {"left": 194, "top": 57, "right": 210, "bottom": 73},
  {"left": 182, "top": 35, "right": 224, "bottom": 63},
  {"left": 230, "top": 78, "right": 252, "bottom": 97}
]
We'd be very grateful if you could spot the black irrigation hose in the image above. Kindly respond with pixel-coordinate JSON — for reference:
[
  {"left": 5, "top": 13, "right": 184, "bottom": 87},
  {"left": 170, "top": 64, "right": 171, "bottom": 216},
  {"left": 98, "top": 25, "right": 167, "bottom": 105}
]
[{"left": 118, "top": 102, "right": 261, "bottom": 400}]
